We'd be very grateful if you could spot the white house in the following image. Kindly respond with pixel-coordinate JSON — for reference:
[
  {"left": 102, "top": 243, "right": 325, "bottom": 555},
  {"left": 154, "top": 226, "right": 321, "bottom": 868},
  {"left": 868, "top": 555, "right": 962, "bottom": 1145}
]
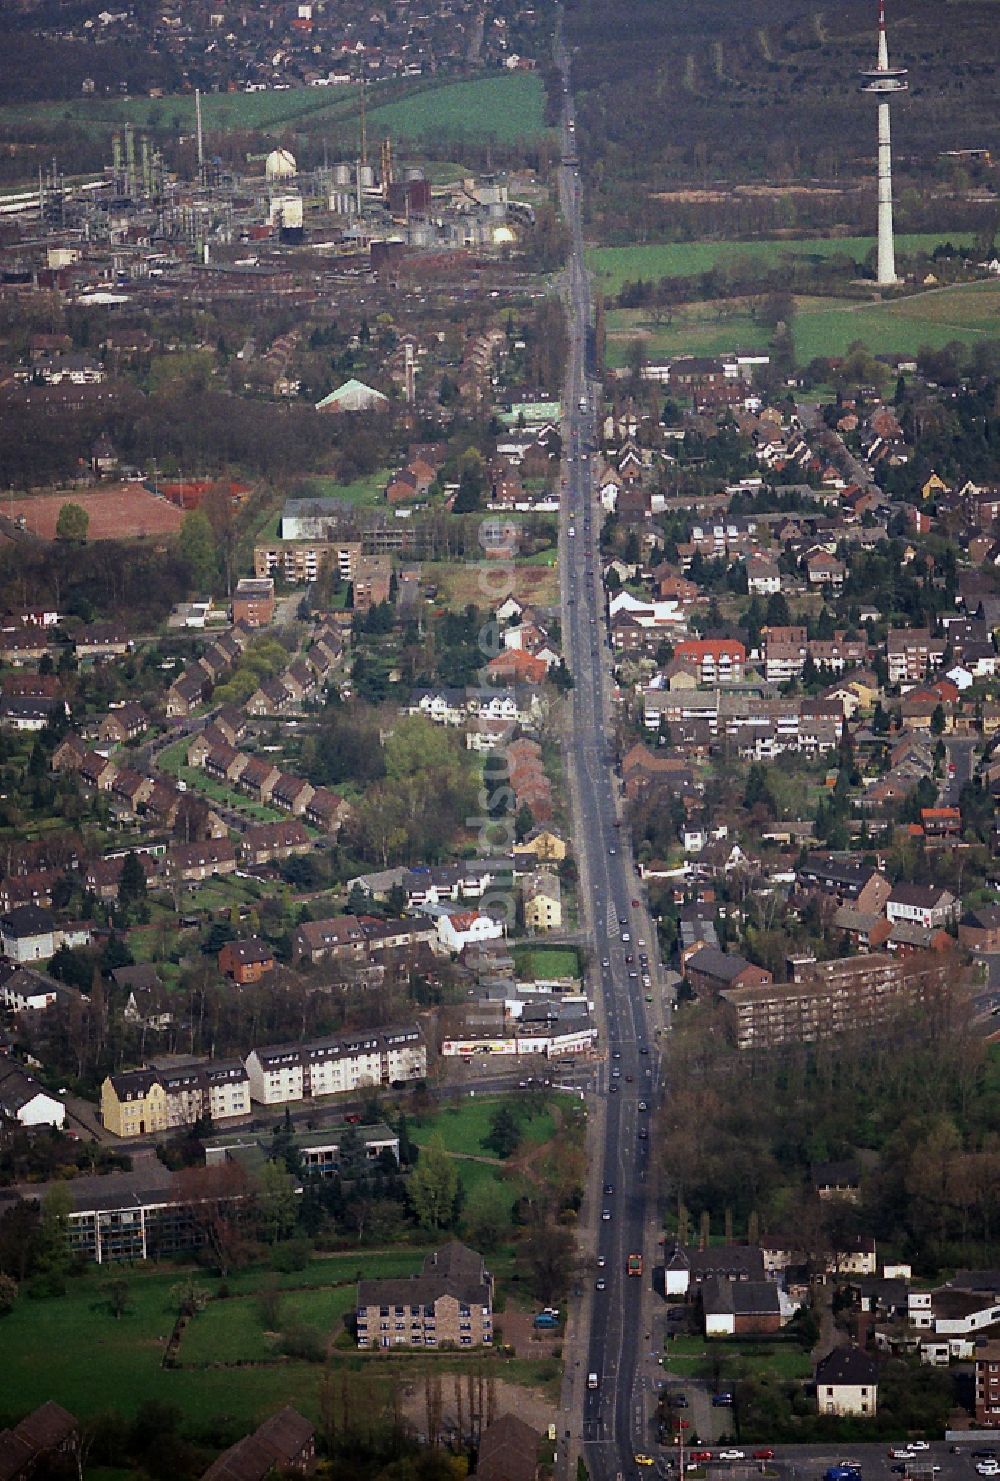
[
  {"left": 435, "top": 910, "right": 505, "bottom": 954},
  {"left": 886, "top": 884, "right": 958, "bottom": 930},
  {"left": 0, "top": 967, "right": 61, "bottom": 1012},
  {"left": 0, "top": 1061, "right": 65, "bottom": 1128},
  {"left": 0, "top": 905, "right": 57, "bottom": 963}
]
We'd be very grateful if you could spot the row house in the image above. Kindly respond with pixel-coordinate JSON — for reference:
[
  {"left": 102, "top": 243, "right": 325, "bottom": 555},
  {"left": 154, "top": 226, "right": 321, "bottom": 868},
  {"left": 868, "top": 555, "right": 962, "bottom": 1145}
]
[
  {"left": 98, "top": 701, "right": 149, "bottom": 747},
  {"left": 270, "top": 772, "right": 315, "bottom": 816},
  {"left": 245, "top": 1024, "right": 425, "bottom": 1105},
  {"left": 78, "top": 750, "right": 117, "bottom": 793},
  {"left": 240, "top": 819, "right": 312, "bottom": 865},
  {"left": 238, "top": 756, "right": 281, "bottom": 802},
  {"left": 165, "top": 839, "right": 238, "bottom": 882},
  {"left": 304, "top": 786, "right": 349, "bottom": 834},
  {"left": 203, "top": 742, "right": 248, "bottom": 785},
  {"left": 165, "top": 670, "right": 205, "bottom": 718},
  {"left": 109, "top": 767, "right": 154, "bottom": 820},
  {"left": 293, "top": 915, "right": 367, "bottom": 966}
]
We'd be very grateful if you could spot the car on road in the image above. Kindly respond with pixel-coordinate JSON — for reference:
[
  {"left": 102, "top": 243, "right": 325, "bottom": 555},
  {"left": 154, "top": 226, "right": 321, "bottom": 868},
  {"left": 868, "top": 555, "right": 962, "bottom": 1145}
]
[
  {"left": 608, "top": 846, "right": 616, "bottom": 855},
  {"left": 622, "top": 931, "right": 630, "bottom": 941},
  {"left": 631, "top": 897, "right": 640, "bottom": 906},
  {"left": 908, "top": 1444, "right": 929, "bottom": 1453},
  {"left": 601, "top": 1208, "right": 611, "bottom": 1220},
  {"left": 639, "top": 1045, "right": 649, "bottom": 1054},
  {"left": 603, "top": 1183, "right": 615, "bottom": 1195},
  {"left": 752, "top": 1451, "right": 774, "bottom": 1462},
  {"left": 609, "top": 1083, "right": 619, "bottom": 1093},
  {"left": 602, "top": 958, "right": 610, "bottom": 967},
  {"left": 689, "top": 1452, "right": 712, "bottom": 1465},
  {"left": 672, "top": 1394, "right": 688, "bottom": 1407},
  {"left": 635, "top": 1457, "right": 654, "bottom": 1468},
  {"left": 718, "top": 1452, "right": 745, "bottom": 1462},
  {"left": 711, "top": 1393, "right": 734, "bottom": 1407},
  {"left": 638, "top": 1100, "right": 648, "bottom": 1110},
  {"left": 889, "top": 1451, "right": 914, "bottom": 1461},
  {"left": 976, "top": 1467, "right": 999, "bottom": 1478},
  {"left": 612, "top": 1049, "right": 622, "bottom": 1059},
  {"left": 611, "top": 1066, "right": 621, "bottom": 1078},
  {"left": 595, "top": 1277, "right": 606, "bottom": 1291},
  {"left": 638, "top": 1127, "right": 648, "bottom": 1138},
  {"left": 597, "top": 1255, "right": 606, "bottom": 1267}
]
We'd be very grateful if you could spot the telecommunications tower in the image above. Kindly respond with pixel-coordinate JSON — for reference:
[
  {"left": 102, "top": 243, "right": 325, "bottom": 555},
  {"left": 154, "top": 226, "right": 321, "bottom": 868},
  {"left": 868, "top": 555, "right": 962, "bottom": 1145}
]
[{"left": 859, "top": 0, "right": 908, "bottom": 286}]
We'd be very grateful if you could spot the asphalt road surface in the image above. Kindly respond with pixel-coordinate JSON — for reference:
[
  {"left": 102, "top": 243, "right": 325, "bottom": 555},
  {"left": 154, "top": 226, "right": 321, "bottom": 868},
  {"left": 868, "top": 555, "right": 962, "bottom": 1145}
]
[{"left": 553, "top": 20, "right": 659, "bottom": 1480}]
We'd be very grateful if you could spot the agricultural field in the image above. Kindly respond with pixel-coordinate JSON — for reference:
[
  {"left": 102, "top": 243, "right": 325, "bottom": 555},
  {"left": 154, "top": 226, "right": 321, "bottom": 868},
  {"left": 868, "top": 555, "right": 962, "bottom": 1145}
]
[
  {"left": 587, "top": 234, "right": 977, "bottom": 296},
  {"left": 358, "top": 74, "right": 548, "bottom": 147},
  {"left": 605, "top": 279, "right": 1000, "bottom": 368}
]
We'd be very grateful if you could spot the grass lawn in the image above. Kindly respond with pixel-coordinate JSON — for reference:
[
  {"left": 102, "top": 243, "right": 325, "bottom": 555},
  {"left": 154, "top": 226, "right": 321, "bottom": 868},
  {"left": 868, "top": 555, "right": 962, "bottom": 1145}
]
[
  {"left": 663, "top": 1333, "right": 811, "bottom": 1382},
  {"left": 512, "top": 945, "right": 580, "bottom": 981},
  {"left": 410, "top": 1095, "right": 567, "bottom": 1160},
  {"left": 586, "top": 234, "right": 976, "bottom": 295},
  {"left": 300, "top": 469, "right": 393, "bottom": 507}
]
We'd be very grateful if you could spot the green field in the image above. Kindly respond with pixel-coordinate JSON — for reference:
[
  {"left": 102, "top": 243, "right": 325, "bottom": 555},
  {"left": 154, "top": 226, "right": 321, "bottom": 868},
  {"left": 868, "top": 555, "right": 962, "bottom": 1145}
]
[
  {"left": 587, "top": 235, "right": 977, "bottom": 295},
  {"left": 606, "top": 279, "right": 1000, "bottom": 368}
]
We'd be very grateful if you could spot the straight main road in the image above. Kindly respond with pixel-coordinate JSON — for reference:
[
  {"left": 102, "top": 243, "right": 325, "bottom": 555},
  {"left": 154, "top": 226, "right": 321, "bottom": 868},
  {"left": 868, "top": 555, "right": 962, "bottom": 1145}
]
[{"left": 553, "top": 15, "right": 660, "bottom": 1480}]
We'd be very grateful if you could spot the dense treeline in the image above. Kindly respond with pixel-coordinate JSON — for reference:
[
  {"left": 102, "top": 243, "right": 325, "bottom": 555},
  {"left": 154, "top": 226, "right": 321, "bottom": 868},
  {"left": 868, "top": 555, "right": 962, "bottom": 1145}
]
[{"left": 660, "top": 1008, "right": 1000, "bottom": 1277}]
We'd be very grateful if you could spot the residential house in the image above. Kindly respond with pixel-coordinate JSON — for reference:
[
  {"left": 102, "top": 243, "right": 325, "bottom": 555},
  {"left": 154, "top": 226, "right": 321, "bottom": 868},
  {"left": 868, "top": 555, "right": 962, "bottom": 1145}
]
[
  {"left": 685, "top": 946, "right": 773, "bottom": 996},
  {"left": 436, "top": 910, "right": 505, "bottom": 954},
  {"left": 474, "top": 1414, "right": 539, "bottom": 1481},
  {"left": 202, "top": 1408, "right": 316, "bottom": 1481},
  {"left": 240, "top": 820, "right": 312, "bottom": 866},
  {"left": 303, "top": 787, "right": 349, "bottom": 834},
  {"left": 0, "top": 1061, "right": 65, "bottom": 1127},
  {"left": 100, "top": 1060, "right": 250, "bottom": 1137},
  {"left": 98, "top": 702, "right": 149, "bottom": 747},
  {"left": 523, "top": 872, "right": 562, "bottom": 933},
  {"left": 356, "top": 1241, "right": 492, "bottom": 1349},
  {"left": 219, "top": 938, "right": 275, "bottom": 985},
  {"left": 975, "top": 1340, "right": 1000, "bottom": 1427},
  {"left": 166, "top": 839, "right": 238, "bottom": 883},
  {"left": 886, "top": 883, "right": 958, "bottom": 929},
  {"left": 0, "top": 905, "right": 57, "bottom": 963},
  {"left": 814, "top": 1347, "right": 879, "bottom": 1417},
  {"left": 293, "top": 915, "right": 367, "bottom": 966},
  {"left": 0, "top": 1403, "right": 78, "bottom": 1481},
  {"left": 701, "top": 1278, "right": 784, "bottom": 1337}
]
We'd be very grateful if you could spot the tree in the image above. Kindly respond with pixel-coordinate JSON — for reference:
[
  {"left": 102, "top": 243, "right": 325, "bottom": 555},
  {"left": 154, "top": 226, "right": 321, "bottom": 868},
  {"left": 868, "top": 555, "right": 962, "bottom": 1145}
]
[
  {"left": 484, "top": 1105, "right": 523, "bottom": 1160},
  {"left": 117, "top": 850, "right": 147, "bottom": 909},
  {"left": 406, "top": 1133, "right": 459, "bottom": 1231},
  {"left": 255, "top": 1161, "right": 298, "bottom": 1244},
  {"left": 56, "top": 502, "right": 89, "bottom": 543},
  {"left": 35, "top": 1184, "right": 73, "bottom": 1278},
  {"left": 0, "top": 1273, "right": 17, "bottom": 1315},
  {"left": 522, "top": 1217, "right": 576, "bottom": 1303},
  {"left": 930, "top": 703, "right": 946, "bottom": 736},
  {"left": 177, "top": 509, "right": 218, "bottom": 591},
  {"left": 103, "top": 1277, "right": 130, "bottom": 1320}
]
